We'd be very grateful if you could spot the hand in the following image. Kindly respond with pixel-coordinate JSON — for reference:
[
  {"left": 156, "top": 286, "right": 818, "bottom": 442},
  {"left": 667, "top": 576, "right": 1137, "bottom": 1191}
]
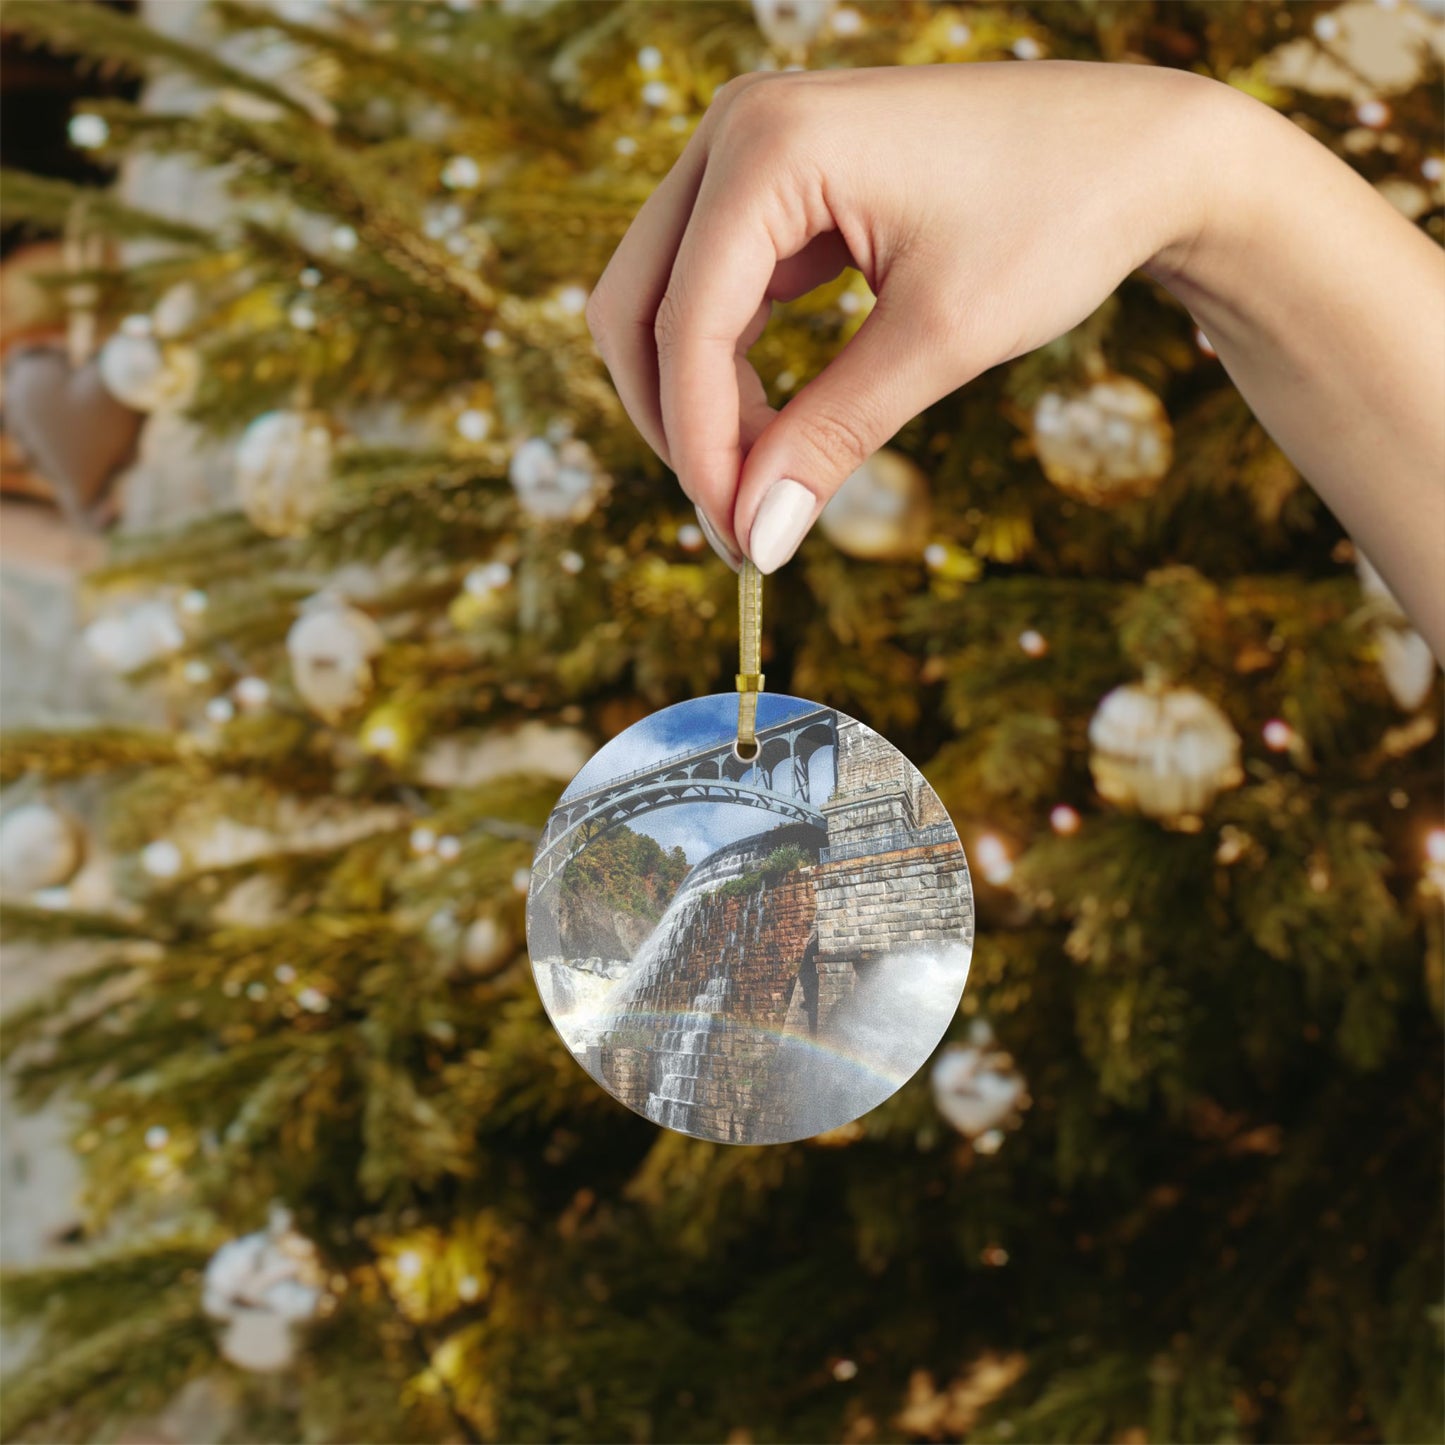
[{"left": 585, "top": 61, "right": 1222, "bottom": 572}]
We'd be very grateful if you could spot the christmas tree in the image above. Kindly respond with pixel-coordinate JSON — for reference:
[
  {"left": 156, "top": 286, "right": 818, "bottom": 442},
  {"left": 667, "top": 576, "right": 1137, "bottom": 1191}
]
[{"left": 2, "top": 2, "right": 1442, "bottom": 1441}]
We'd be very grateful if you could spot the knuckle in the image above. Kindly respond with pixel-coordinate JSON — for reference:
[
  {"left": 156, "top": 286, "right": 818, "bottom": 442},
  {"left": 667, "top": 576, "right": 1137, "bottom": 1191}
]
[
  {"left": 791, "top": 403, "right": 875, "bottom": 474},
  {"left": 713, "top": 74, "right": 804, "bottom": 153},
  {"left": 652, "top": 288, "right": 686, "bottom": 360},
  {"left": 584, "top": 284, "right": 613, "bottom": 355}
]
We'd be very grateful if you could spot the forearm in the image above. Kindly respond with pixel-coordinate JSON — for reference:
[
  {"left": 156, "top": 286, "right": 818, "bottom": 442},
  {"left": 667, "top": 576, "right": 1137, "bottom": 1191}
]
[{"left": 1145, "top": 82, "right": 1445, "bottom": 659}]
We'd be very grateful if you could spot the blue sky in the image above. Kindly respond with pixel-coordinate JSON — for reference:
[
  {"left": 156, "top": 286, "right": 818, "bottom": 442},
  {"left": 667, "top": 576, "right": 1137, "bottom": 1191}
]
[{"left": 562, "top": 693, "right": 836, "bottom": 863}]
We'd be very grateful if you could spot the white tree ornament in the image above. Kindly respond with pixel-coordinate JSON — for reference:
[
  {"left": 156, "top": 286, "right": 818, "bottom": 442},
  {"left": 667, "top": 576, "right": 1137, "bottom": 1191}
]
[
  {"left": 1032, "top": 374, "right": 1173, "bottom": 505},
  {"left": 752, "top": 0, "right": 836, "bottom": 54},
  {"left": 0, "top": 803, "right": 85, "bottom": 894},
  {"left": 1357, "top": 554, "right": 1437, "bottom": 711},
  {"left": 286, "top": 597, "right": 385, "bottom": 722},
  {"left": 98, "top": 332, "right": 199, "bottom": 413},
  {"left": 203, "top": 1207, "right": 326, "bottom": 1373},
  {"left": 931, "top": 1020, "right": 1030, "bottom": 1142},
  {"left": 1088, "top": 682, "right": 1243, "bottom": 824},
  {"left": 508, "top": 435, "right": 603, "bottom": 521},
  {"left": 236, "top": 411, "right": 335, "bottom": 537},
  {"left": 818, "top": 448, "right": 932, "bottom": 562},
  {"left": 83, "top": 599, "right": 185, "bottom": 674}
]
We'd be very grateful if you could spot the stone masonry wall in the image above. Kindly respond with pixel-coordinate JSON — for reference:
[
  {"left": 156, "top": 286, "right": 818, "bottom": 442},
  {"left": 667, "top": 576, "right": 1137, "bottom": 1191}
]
[
  {"left": 813, "top": 839, "right": 972, "bottom": 1026},
  {"left": 812, "top": 717, "right": 973, "bottom": 1027}
]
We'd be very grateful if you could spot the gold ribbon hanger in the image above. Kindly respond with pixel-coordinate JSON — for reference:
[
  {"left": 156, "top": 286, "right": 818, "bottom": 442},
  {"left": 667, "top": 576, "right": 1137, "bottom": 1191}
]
[{"left": 736, "top": 559, "right": 764, "bottom": 757}]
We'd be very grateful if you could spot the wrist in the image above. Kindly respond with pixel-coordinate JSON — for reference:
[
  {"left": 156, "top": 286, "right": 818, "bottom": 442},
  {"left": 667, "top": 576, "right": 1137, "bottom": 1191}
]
[{"left": 1140, "top": 73, "right": 1268, "bottom": 293}]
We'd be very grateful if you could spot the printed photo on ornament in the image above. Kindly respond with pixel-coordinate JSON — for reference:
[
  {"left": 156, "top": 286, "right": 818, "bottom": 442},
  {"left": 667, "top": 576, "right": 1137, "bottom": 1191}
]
[{"left": 526, "top": 693, "right": 975, "bottom": 1145}]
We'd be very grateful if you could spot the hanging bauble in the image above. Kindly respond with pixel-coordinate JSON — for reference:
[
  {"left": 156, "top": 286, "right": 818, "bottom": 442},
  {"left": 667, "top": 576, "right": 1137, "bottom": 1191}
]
[
  {"left": 1356, "top": 554, "right": 1437, "bottom": 710},
  {"left": 526, "top": 692, "right": 974, "bottom": 1146},
  {"left": 202, "top": 1206, "right": 326, "bottom": 1373},
  {"left": 930, "top": 1020, "right": 1029, "bottom": 1142},
  {"left": 752, "top": 0, "right": 835, "bottom": 55},
  {"left": 2, "top": 344, "right": 144, "bottom": 522},
  {"left": 817, "top": 448, "right": 932, "bottom": 562},
  {"left": 83, "top": 598, "right": 185, "bottom": 674},
  {"left": 508, "top": 434, "right": 603, "bottom": 521},
  {"left": 0, "top": 803, "right": 85, "bottom": 894},
  {"left": 97, "top": 330, "right": 198, "bottom": 413},
  {"left": 1031, "top": 373, "right": 1173, "bottom": 505},
  {"left": 236, "top": 410, "right": 335, "bottom": 538},
  {"left": 462, "top": 914, "right": 512, "bottom": 975},
  {"left": 1088, "top": 681, "right": 1243, "bottom": 823},
  {"left": 286, "top": 596, "right": 384, "bottom": 722}
]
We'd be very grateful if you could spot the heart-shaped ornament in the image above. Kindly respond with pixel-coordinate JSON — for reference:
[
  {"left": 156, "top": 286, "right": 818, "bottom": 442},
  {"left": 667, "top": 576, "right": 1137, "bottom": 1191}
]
[{"left": 3, "top": 345, "right": 143, "bottom": 527}]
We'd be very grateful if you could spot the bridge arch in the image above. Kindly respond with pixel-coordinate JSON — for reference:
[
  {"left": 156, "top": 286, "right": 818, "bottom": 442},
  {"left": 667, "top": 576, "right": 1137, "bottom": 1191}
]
[{"left": 533, "top": 708, "right": 837, "bottom": 890}]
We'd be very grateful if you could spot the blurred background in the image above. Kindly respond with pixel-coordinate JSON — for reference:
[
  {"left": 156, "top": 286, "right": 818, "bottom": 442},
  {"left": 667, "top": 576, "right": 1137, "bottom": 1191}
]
[{"left": 0, "top": 2, "right": 1441, "bottom": 1442}]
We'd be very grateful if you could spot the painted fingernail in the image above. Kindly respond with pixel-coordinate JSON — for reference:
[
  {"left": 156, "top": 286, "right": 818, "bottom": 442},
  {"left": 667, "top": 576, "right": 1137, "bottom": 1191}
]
[
  {"left": 748, "top": 478, "right": 817, "bottom": 575},
  {"left": 695, "top": 505, "right": 742, "bottom": 571}
]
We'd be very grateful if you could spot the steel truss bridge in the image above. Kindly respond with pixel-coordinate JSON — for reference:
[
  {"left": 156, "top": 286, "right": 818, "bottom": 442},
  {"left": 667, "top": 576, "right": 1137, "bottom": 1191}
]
[{"left": 532, "top": 708, "right": 837, "bottom": 890}]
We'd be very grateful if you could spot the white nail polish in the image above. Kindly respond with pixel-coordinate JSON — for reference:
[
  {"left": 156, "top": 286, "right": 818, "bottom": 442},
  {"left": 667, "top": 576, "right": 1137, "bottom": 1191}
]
[
  {"left": 695, "top": 505, "right": 742, "bottom": 571},
  {"left": 748, "top": 478, "right": 816, "bottom": 575}
]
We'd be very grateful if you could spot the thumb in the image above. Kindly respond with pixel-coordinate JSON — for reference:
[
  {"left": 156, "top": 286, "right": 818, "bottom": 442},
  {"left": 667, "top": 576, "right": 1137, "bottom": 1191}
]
[{"left": 733, "top": 283, "right": 966, "bottom": 574}]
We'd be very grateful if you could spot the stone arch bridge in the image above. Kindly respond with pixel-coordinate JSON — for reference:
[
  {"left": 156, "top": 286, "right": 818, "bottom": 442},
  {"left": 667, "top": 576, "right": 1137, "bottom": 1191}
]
[{"left": 531, "top": 707, "right": 837, "bottom": 892}]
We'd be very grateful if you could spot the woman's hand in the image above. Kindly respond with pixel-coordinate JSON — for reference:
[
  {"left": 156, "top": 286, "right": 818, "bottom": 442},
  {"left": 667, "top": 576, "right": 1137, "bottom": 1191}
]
[
  {"left": 586, "top": 61, "right": 1445, "bottom": 657},
  {"left": 586, "top": 62, "right": 1217, "bottom": 570}
]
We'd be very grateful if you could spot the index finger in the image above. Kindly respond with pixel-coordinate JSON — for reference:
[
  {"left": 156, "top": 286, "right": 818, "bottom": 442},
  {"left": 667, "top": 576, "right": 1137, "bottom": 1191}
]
[{"left": 656, "top": 158, "right": 801, "bottom": 546}]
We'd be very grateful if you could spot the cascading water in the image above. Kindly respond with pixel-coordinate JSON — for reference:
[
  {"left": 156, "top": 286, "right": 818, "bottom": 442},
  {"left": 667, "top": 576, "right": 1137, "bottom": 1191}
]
[{"left": 644, "top": 973, "right": 731, "bottom": 1131}]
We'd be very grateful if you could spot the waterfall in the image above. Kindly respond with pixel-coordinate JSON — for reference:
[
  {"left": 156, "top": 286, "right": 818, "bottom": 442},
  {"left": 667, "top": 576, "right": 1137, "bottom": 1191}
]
[{"left": 644, "top": 973, "right": 730, "bottom": 1132}]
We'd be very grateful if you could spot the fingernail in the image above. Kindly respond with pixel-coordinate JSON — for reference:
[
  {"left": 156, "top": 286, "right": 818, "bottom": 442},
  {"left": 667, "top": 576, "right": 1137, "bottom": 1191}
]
[
  {"left": 695, "top": 505, "right": 742, "bottom": 571},
  {"left": 748, "top": 478, "right": 817, "bottom": 575}
]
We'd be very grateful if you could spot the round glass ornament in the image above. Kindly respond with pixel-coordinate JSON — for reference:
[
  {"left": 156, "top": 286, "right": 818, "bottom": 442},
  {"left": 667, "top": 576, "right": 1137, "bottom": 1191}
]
[{"left": 527, "top": 692, "right": 974, "bottom": 1145}]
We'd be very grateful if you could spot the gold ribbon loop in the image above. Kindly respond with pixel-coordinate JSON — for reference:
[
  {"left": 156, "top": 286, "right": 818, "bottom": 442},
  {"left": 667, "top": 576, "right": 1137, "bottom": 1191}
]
[{"left": 736, "top": 559, "right": 764, "bottom": 755}]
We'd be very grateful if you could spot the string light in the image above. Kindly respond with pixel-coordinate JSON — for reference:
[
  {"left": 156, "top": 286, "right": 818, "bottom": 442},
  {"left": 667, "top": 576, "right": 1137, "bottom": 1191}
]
[
  {"left": 465, "top": 561, "right": 512, "bottom": 595},
  {"left": 363, "top": 722, "right": 400, "bottom": 755},
  {"left": 637, "top": 45, "right": 663, "bottom": 71},
  {"left": 141, "top": 840, "right": 183, "bottom": 879},
  {"left": 1425, "top": 828, "right": 1445, "bottom": 891},
  {"left": 1018, "top": 629, "right": 1049, "bottom": 658},
  {"left": 832, "top": 1359, "right": 859, "bottom": 1382},
  {"left": 234, "top": 676, "right": 270, "bottom": 710},
  {"left": 436, "top": 835, "right": 462, "bottom": 862},
  {"left": 1355, "top": 99, "right": 1390, "bottom": 130},
  {"left": 511, "top": 867, "right": 532, "bottom": 894},
  {"left": 1262, "top": 719, "right": 1294, "bottom": 752},
  {"left": 298, "top": 987, "right": 330, "bottom": 1014},
  {"left": 145, "top": 1125, "right": 170, "bottom": 1150},
  {"left": 1049, "top": 804, "right": 1081, "bottom": 836},
  {"left": 456, "top": 408, "right": 492, "bottom": 442},
  {"left": 395, "top": 1250, "right": 423, "bottom": 1281},
  {"left": 441, "top": 155, "right": 482, "bottom": 190},
  {"left": 410, "top": 827, "right": 437, "bottom": 856},
  {"left": 975, "top": 833, "right": 1014, "bottom": 886},
  {"left": 678, "top": 523, "right": 704, "bottom": 552},
  {"left": 69, "top": 113, "right": 109, "bottom": 149}
]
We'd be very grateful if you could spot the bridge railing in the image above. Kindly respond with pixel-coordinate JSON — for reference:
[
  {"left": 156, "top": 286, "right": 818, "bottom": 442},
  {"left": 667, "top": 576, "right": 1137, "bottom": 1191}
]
[
  {"left": 818, "top": 822, "right": 960, "bottom": 865},
  {"left": 559, "top": 707, "right": 834, "bottom": 804}
]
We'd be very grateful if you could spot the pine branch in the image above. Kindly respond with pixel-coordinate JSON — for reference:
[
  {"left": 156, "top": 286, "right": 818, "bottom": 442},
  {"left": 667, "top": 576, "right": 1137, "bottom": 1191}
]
[
  {"left": 2, "top": 0, "right": 309, "bottom": 116},
  {"left": 0, "top": 727, "right": 179, "bottom": 784},
  {"left": 0, "top": 170, "right": 212, "bottom": 248}
]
